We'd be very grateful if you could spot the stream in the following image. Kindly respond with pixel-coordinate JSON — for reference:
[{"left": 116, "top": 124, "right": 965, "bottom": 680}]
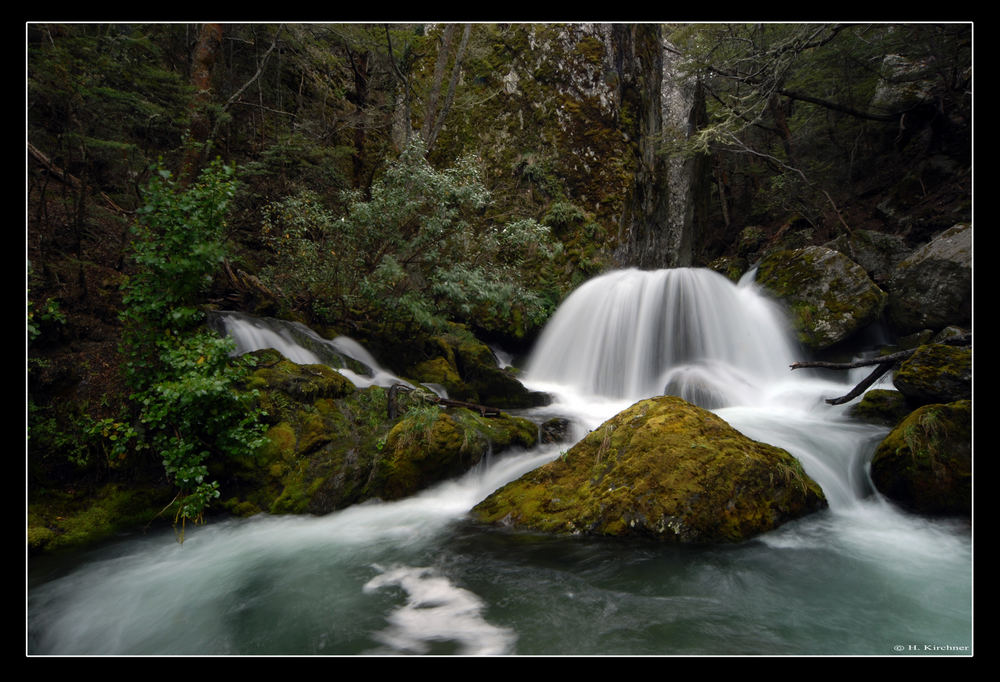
[{"left": 27, "top": 268, "right": 972, "bottom": 656}]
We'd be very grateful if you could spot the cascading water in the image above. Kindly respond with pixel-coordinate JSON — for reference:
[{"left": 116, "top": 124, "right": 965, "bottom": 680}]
[
  {"left": 28, "top": 269, "right": 971, "bottom": 656},
  {"left": 525, "top": 267, "right": 799, "bottom": 406},
  {"left": 209, "top": 311, "right": 414, "bottom": 391}
]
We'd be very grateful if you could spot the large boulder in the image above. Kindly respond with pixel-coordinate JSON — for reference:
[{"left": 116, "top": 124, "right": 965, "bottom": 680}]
[
  {"left": 893, "top": 343, "right": 971, "bottom": 406},
  {"left": 755, "top": 246, "right": 887, "bottom": 350},
  {"left": 471, "top": 396, "right": 826, "bottom": 543},
  {"left": 870, "top": 400, "right": 971, "bottom": 516},
  {"left": 885, "top": 223, "right": 971, "bottom": 334},
  {"left": 823, "top": 229, "right": 911, "bottom": 287}
]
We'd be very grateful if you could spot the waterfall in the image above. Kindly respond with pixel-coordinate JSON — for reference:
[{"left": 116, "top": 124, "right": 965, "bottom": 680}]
[
  {"left": 28, "top": 270, "right": 971, "bottom": 656},
  {"left": 522, "top": 267, "right": 899, "bottom": 510},
  {"left": 525, "top": 268, "right": 798, "bottom": 406}
]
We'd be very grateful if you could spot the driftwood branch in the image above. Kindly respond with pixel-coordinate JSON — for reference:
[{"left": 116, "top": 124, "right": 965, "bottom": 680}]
[
  {"left": 824, "top": 361, "right": 896, "bottom": 405},
  {"left": 790, "top": 334, "right": 970, "bottom": 405}
]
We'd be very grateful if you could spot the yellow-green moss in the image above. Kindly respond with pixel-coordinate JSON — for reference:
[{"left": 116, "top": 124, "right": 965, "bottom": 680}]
[
  {"left": 27, "top": 483, "right": 175, "bottom": 555},
  {"left": 473, "top": 396, "right": 826, "bottom": 543},
  {"left": 870, "top": 400, "right": 971, "bottom": 515}
]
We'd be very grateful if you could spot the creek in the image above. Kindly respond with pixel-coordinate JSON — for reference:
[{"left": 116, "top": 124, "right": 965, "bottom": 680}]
[{"left": 27, "top": 268, "right": 971, "bottom": 656}]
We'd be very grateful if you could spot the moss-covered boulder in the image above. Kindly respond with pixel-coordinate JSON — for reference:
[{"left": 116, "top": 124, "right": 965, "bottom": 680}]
[
  {"left": 28, "top": 482, "right": 175, "bottom": 555},
  {"left": 893, "top": 343, "right": 971, "bottom": 406},
  {"left": 367, "top": 406, "right": 538, "bottom": 501},
  {"left": 755, "top": 246, "right": 887, "bottom": 350},
  {"left": 848, "top": 389, "right": 912, "bottom": 427},
  {"left": 885, "top": 224, "right": 971, "bottom": 335},
  {"left": 405, "top": 327, "right": 550, "bottom": 409},
  {"left": 220, "top": 382, "right": 394, "bottom": 516},
  {"left": 869, "top": 400, "right": 971, "bottom": 516},
  {"left": 243, "top": 348, "right": 355, "bottom": 403},
  {"left": 471, "top": 396, "right": 826, "bottom": 543}
]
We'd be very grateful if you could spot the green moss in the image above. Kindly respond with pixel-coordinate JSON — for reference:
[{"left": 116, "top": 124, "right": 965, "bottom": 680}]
[
  {"left": 893, "top": 344, "right": 971, "bottom": 405},
  {"left": 870, "top": 400, "right": 971, "bottom": 516},
  {"left": 849, "top": 389, "right": 911, "bottom": 427},
  {"left": 473, "top": 396, "right": 825, "bottom": 543},
  {"left": 28, "top": 483, "right": 175, "bottom": 555},
  {"left": 755, "top": 246, "right": 887, "bottom": 349},
  {"left": 371, "top": 406, "right": 538, "bottom": 501}
]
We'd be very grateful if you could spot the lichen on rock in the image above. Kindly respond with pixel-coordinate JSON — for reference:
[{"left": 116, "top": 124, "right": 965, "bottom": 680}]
[
  {"left": 885, "top": 223, "right": 971, "bottom": 334},
  {"left": 755, "top": 246, "right": 887, "bottom": 350},
  {"left": 893, "top": 343, "right": 971, "bottom": 406}
]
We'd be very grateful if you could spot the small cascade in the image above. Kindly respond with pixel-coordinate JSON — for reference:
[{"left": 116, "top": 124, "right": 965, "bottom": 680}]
[{"left": 210, "top": 310, "right": 411, "bottom": 390}]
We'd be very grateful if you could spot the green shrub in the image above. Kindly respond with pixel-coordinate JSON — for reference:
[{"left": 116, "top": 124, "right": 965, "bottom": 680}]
[
  {"left": 260, "top": 138, "right": 561, "bottom": 334},
  {"left": 120, "top": 160, "right": 266, "bottom": 525}
]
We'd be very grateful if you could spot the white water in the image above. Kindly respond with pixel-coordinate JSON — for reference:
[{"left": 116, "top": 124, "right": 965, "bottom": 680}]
[
  {"left": 28, "top": 268, "right": 971, "bottom": 656},
  {"left": 211, "top": 311, "right": 412, "bottom": 391}
]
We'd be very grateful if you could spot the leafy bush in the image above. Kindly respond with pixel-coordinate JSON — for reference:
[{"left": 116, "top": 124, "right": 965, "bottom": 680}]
[
  {"left": 260, "top": 138, "right": 562, "bottom": 334},
  {"left": 120, "top": 160, "right": 266, "bottom": 525}
]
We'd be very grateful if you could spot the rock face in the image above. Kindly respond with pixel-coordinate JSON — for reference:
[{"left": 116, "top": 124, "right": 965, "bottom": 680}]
[
  {"left": 893, "top": 343, "right": 972, "bottom": 405},
  {"left": 755, "top": 246, "right": 888, "bottom": 350},
  {"left": 886, "top": 223, "right": 971, "bottom": 334},
  {"left": 471, "top": 396, "right": 826, "bottom": 543},
  {"left": 870, "top": 400, "right": 971, "bottom": 516},
  {"left": 823, "top": 229, "right": 911, "bottom": 287}
]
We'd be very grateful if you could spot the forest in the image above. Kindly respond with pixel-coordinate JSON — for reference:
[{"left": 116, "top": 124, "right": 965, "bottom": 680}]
[{"left": 27, "top": 25, "right": 972, "bottom": 652}]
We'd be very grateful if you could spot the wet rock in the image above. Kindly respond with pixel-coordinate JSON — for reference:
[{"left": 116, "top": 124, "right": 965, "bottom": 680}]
[
  {"left": 893, "top": 343, "right": 971, "bottom": 406},
  {"left": 848, "top": 389, "right": 912, "bottom": 427},
  {"left": 368, "top": 407, "right": 538, "bottom": 501}
]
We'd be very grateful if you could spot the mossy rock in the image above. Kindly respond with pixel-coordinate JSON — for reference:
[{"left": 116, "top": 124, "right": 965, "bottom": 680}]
[
  {"left": 823, "top": 229, "right": 910, "bottom": 286},
  {"left": 848, "top": 389, "right": 912, "bottom": 427},
  {"left": 471, "top": 396, "right": 826, "bottom": 543},
  {"left": 405, "top": 327, "right": 550, "bottom": 409},
  {"left": 870, "top": 400, "right": 971, "bottom": 516},
  {"left": 220, "top": 384, "right": 393, "bottom": 516},
  {"left": 755, "top": 246, "right": 887, "bottom": 350},
  {"left": 893, "top": 343, "right": 971, "bottom": 406},
  {"left": 244, "top": 348, "right": 355, "bottom": 405},
  {"left": 27, "top": 483, "right": 175, "bottom": 555},
  {"left": 411, "top": 356, "right": 466, "bottom": 398},
  {"left": 368, "top": 406, "right": 538, "bottom": 500}
]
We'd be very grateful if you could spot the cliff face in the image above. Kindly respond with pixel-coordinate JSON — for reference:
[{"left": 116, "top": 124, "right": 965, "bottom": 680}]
[{"left": 425, "top": 24, "right": 703, "bottom": 272}]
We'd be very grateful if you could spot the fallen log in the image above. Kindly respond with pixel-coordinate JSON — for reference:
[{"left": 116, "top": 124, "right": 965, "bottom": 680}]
[
  {"left": 790, "top": 333, "right": 970, "bottom": 405},
  {"left": 824, "top": 361, "right": 896, "bottom": 405},
  {"left": 789, "top": 333, "right": 970, "bottom": 372}
]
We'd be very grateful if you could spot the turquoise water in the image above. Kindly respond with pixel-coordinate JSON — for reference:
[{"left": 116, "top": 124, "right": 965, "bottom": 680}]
[{"left": 28, "top": 269, "right": 972, "bottom": 656}]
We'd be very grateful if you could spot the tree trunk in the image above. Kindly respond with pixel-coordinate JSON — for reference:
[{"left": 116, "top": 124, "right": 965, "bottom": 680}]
[{"left": 181, "top": 23, "right": 224, "bottom": 185}]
